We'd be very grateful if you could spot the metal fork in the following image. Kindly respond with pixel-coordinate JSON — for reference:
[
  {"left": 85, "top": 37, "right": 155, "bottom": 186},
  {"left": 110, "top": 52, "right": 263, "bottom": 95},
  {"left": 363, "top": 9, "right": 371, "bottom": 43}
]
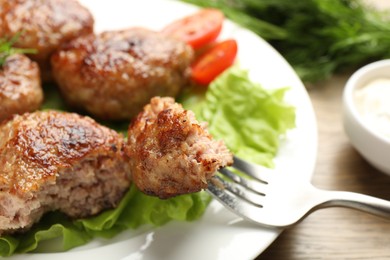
[{"left": 207, "top": 156, "right": 390, "bottom": 228}]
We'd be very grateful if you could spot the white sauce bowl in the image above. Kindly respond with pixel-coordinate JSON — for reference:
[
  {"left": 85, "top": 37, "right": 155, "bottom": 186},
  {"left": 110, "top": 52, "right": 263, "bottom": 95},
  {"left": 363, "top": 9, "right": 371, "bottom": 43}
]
[{"left": 343, "top": 59, "right": 390, "bottom": 176}]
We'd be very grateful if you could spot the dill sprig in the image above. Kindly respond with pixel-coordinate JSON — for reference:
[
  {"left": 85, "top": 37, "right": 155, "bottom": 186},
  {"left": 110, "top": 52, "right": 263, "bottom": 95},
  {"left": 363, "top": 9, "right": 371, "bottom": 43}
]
[{"left": 0, "top": 32, "right": 37, "bottom": 67}]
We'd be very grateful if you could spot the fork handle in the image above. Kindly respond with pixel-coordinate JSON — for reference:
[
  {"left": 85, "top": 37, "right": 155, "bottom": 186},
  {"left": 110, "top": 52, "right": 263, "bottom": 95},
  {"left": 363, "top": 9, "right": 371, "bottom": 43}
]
[{"left": 319, "top": 190, "right": 390, "bottom": 219}]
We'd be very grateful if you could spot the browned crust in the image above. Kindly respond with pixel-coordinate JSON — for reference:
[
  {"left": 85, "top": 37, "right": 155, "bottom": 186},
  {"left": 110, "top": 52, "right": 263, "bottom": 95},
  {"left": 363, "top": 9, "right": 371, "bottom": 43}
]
[
  {"left": 0, "top": 54, "right": 43, "bottom": 122},
  {"left": 0, "top": 0, "right": 94, "bottom": 81},
  {"left": 0, "top": 110, "right": 125, "bottom": 196},
  {"left": 51, "top": 28, "right": 193, "bottom": 120}
]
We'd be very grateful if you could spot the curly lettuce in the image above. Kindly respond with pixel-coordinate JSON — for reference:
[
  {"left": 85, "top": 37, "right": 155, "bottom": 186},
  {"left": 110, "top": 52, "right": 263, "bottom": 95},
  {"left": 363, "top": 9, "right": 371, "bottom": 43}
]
[{"left": 182, "top": 66, "right": 296, "bottom": 166}]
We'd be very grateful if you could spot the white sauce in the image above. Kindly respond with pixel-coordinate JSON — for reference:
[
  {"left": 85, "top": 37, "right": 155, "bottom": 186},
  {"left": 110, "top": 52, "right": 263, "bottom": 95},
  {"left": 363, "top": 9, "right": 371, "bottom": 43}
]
[{"left": 354, "top": 78, "right": 390, "bottom": 139}]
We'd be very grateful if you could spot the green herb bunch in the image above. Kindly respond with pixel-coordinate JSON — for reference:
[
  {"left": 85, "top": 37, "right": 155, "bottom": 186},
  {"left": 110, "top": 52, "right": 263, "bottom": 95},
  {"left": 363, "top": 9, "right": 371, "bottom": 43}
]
[
  {"left": 180, "top": 0, "right": 390, "bottom": 82},
  {"left": 0, "top": 32, "right": 37, "bottom": 67}
]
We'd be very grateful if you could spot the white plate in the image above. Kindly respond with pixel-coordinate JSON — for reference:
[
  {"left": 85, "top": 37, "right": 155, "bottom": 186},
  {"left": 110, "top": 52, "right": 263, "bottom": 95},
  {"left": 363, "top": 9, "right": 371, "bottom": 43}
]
[{"left": 10, "top": 0, "right": 318, "bottom": 259}]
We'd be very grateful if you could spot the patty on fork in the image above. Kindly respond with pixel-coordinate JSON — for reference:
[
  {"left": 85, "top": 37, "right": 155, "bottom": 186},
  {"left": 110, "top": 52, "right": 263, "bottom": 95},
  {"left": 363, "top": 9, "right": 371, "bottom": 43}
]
[
  {"left": 51, "top": 27, "right": 194, "bottom": 121},
  {"left": 126, "top": 97, "right": 233, "bottom": 199}
]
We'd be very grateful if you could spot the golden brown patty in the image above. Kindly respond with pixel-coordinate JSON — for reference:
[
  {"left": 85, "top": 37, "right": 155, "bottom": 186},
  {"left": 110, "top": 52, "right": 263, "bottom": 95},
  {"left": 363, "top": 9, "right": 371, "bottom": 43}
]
[
  {"left": 51, "top": 28, "right": 194, "bottom": 121},
  {"left": 126, "top": 97, "right": 233, "bottom": 199},
  {"left": 0, "top": 0, "right": 94, "bottom": 82},
  {"left": 0, "top": 111, "right": 130, "bottom": 235},
  {"left": 0, "top": 54, "right": 42, "bottom": 122}
]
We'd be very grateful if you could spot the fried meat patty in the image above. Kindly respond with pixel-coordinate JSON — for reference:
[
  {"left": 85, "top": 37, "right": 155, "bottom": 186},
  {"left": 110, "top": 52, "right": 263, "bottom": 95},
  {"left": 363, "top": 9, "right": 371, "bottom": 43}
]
[
  {"left": 51, "top": 28, "right": 194, "bottom": 121},
  {"left": 0, "top": 0, "right": 94, "bottom": 82},
  {"left": 126, "top": 97, "right": 233, "bottom": 199},
  {"left": 0, "top": 54, "right": 43, "bottom": 122},
  {"left": 0, "top": 111, "right": 130, "bottom": 235}
]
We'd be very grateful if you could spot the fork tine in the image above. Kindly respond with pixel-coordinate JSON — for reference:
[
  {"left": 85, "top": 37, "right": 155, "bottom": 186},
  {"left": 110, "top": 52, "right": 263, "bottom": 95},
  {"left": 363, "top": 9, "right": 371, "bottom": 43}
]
[
  {"left": 218, "top": 167, "right": 267, "bottom": 195},
  {"left": 206, "top": 156, "right": 278, "bottom": 226},
  {"left": 207, "top": 178, "right": 266, "bottom": 223},
  {"left": 210, "top": 175, "right": 266, "bottom": 207},
  {"left": 232, "top": 155, "right": 271, "bottom": 183}
]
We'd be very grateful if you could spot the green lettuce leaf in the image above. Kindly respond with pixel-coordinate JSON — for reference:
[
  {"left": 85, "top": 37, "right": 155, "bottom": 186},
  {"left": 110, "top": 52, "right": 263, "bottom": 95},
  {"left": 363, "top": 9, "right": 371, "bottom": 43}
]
[
  {"left": 0, "top": 186, "right": 211, "bottom": 256},
  {"left": 76, "top": 185, "right": 211, "bottom": 238},
  {"left": 182, "top": 66, "right": 296, "bottom": 166},
  {"left": 0, "top": 66, "right": 295, "bottom": 256}
]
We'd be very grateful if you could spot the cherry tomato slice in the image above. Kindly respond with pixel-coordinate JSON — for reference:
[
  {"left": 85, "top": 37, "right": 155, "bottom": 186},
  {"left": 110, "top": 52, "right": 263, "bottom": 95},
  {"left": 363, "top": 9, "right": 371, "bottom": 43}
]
[
  {"left": 191, "top": 39, "right": 238, "bottom": 85},
  {"left": 161, "top": 9, "right": 224, "bottom": 50}
]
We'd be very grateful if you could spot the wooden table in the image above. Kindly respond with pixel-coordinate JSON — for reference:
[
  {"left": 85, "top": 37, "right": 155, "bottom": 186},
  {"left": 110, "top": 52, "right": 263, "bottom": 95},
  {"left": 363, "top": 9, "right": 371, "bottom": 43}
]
[{"left": 256, "top": 1, "right": 390, "bottom": 258}]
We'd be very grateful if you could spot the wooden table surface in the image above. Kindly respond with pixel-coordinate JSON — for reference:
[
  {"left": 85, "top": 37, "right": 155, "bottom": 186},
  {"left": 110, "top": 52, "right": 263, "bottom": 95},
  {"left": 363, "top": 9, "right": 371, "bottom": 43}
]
[{"left": 256, "top": 1, "right": 390, "bottom": 258}]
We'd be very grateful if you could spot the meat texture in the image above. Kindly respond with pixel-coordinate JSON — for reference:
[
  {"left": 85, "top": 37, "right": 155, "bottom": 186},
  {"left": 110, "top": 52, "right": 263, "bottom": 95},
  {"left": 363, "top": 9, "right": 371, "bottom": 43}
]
[
  {"left": 0, "top": 54, "right": 43, "bottom": 122},
  {"left": 126, "top": 97, "right": 233, "bottom": 199},
  {"left": 51, "top": 28, "right": 194, "bottom": 121},
  {"left": 0, "top": 0, "right": 94, "bottom": 82},
  {"left": 0, "top": 111, "right": 130, "bottom": 235}
]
